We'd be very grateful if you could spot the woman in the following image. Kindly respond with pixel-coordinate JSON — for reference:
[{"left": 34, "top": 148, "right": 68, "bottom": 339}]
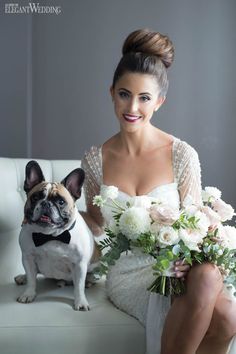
[{"left": 81, "top": 29, "right": 236, "bottom": 354}]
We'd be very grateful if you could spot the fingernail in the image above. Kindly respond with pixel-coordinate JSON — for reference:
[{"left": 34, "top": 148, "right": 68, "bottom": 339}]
[
  {"left": 175, "top": 261, "right": 180, "bottom": 265},
  {"left": 175, "top": 267, "right": 179, "bottom": 271}
]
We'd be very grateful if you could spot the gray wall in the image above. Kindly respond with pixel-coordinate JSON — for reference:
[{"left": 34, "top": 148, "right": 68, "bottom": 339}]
[{"left": 1, "top": 0, "right": 236, "bottom": 207}]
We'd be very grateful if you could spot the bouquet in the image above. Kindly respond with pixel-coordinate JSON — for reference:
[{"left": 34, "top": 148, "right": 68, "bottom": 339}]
[{"left": 93, "top": 186, "right": 236, "bottom": 296}]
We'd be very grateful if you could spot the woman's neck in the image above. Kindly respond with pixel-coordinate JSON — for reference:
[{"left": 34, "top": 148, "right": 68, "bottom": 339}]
[{"left": 117, "top": 124, "right": 161, "bottom": 156}]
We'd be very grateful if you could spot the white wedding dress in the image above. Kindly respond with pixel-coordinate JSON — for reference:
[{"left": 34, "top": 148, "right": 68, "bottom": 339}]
[{"left": 81, "top": 136, "right": 236, "bottom": 354}]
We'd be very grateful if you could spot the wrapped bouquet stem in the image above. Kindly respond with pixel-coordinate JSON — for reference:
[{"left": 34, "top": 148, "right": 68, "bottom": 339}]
[{"left": 93, "top": 186, "right": 236, "bottom": 296}]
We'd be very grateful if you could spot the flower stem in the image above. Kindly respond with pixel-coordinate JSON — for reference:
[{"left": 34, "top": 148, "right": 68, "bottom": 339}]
[{"left": 161, "top": 276, "right": 166, "bottom": 295}]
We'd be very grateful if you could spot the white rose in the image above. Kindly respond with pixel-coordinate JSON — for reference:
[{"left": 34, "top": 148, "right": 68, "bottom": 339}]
[
  {"left": 212, "top": 199, "right": 235, "bottom": 222},
  {"left": 100, "top": 185, "right": 119, "bottom": 200},
  {"left": 202, "top": 186, "right": 222, "bottom": 202},
  {"left": 119, "top": 207, "right": 151, "bottom": 240},
  {"left": 157, "top": 226, "right": 180, "bottom": 247},
  {"left": 149, "top": 204, "right": 180, "bottom": 226},
  {"left": 179, "top": 229, "right": 204, "bottom": 251}
]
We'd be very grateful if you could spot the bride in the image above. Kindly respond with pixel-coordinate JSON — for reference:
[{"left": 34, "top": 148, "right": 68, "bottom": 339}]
[{"left": 81, "top": 29, "right": 236, "bottom": 354}]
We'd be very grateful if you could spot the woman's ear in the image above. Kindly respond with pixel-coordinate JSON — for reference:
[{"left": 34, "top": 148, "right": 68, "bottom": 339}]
[{"left": 154, "top": 96, "right": 166, "bottom": 112}]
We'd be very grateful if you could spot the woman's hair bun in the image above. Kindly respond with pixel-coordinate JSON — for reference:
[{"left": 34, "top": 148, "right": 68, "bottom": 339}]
[{"left": 122, "top": 28, "right": 174, "bottom": 68}]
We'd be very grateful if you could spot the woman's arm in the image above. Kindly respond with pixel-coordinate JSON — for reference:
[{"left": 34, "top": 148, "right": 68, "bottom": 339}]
[
  {"left": 174, "top": 141, "right": 203, "bottom": 277},
  {"left": 177, "top": 141, "right": 203, "bottom": 207},
  {"left": 80, "top": 205, "right": 104, "bottom": 236},
  {"left": 80, "top": 149, "right": 105, "bottom": 236}
]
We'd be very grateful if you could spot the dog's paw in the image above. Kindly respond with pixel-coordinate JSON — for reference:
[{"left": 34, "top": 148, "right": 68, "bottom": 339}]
[
  {"left": 74, "top": 299, "right": 90, "bottom": 311},
  {"left": 17, "top": 291, "right": 36, "bottom": 304},
  {"left": 14, "top": 274, "right": 27, "bottom": 285}
]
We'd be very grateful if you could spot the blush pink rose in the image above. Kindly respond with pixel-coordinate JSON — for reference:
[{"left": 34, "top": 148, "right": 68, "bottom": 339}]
[
  {"left": 201, "top": 205, "right": 221, "bottom": 228},
  {"left": 149, "top": 204, "right": 180, "bottom": 226}
]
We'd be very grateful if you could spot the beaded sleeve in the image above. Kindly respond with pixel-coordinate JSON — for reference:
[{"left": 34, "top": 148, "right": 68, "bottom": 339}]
[
  {"left": 81, "top": 146, "right": 104, "bottom": 235},
  {"left": 174, "top": 139, "right": 203, "bottom": 207}
]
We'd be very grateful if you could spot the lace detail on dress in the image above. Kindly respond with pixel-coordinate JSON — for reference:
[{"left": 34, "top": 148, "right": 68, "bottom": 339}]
[
  {"left": 81, "top": 146, "right": 102, "bottom": 206},
  {"left": 174, "top": 139, "right": 202, "bottom": 207}
]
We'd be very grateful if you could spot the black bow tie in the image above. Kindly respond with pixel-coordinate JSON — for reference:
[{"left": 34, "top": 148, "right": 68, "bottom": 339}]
[{"left": 32, "top": 230, "right": 71, "bottom": 247}]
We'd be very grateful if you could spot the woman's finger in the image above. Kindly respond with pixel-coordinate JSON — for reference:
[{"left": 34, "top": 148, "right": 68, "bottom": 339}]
[
  {"left": 175, "top": 265, "right": 190, "bottom": 272},
  {"left": 175, "top": 271, "right": 186, "bottom": 278}
]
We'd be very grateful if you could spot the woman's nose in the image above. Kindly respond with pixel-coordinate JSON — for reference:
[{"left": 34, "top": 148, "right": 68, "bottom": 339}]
[{"left": 128, "top": 98, "right": 139, "bottom": 112}]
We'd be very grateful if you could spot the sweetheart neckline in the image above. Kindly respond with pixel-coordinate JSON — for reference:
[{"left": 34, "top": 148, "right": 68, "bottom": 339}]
[
  {"left": 101, "top": 182, "right": 178, "bottom": 198},
  {"left": 99, "top": 135, "right": 179, "bottom": 197}
]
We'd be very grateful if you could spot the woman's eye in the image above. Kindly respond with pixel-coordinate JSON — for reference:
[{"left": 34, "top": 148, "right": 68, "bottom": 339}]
[
  {"left": 118, "top": 91, "right": 129, "bottom": 99},
  {"left": 140, "top": 96, "right": 151, "bottom": 102}
]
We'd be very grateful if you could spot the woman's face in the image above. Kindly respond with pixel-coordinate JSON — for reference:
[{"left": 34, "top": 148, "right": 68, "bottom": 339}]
[{"left": 110, "top": 72, "right": 165, "bottom": 132}]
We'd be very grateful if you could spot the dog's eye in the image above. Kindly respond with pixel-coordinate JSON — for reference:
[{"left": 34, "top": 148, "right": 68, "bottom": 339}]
[
  {"left": 58, "top": 198, "right": 65, "bottom": 206},
  {"left": 31, "top": 194, "right": 40, "bottom": 202},
  {"left": 31, "top": 191, "right": 45, "bottom": 203}
]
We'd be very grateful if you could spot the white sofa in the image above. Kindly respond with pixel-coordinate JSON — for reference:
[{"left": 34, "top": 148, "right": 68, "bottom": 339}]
[{"left": 0, "top": 157, "right": 145, "bottom": 354}]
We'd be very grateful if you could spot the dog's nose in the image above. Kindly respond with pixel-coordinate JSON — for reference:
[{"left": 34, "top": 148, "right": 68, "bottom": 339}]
[{"left": 41, "top": 200, "right": 50, "bottom": 209}]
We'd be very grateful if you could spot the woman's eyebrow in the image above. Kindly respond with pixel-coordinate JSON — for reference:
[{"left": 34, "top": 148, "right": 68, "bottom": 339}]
[{"left": 118, "top": 88, "right": 152, "bottom": 96}]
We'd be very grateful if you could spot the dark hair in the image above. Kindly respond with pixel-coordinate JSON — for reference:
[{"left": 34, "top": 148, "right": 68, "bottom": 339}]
[{"left": 112, "top": 29, "right": 174, "bottom": 97}]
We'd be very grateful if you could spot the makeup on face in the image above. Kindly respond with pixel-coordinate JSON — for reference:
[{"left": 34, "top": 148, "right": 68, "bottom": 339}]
[{"left": 111, "top": 73, "right": 161, "bottom": 128}]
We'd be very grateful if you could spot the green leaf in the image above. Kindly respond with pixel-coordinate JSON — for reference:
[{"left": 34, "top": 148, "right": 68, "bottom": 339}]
[
  {"left": 160, "top": 259, "right": 170, "bottom": 269},
  {"left": 166, "top": 251, "right": 174, "bottom": 260}
]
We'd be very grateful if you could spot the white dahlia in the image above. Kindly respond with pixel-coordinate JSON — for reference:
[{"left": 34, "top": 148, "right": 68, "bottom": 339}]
[
  {"left": 119, "top": 207, "right": 151, "bottom": 240},
  {"left": 202, "top": 186, "right": 222, "bottom": 202}
]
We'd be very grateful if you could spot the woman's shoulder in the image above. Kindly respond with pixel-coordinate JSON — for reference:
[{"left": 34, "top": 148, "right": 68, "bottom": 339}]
[
  {"left": 81, "top": 145, "right": 102, "bottom": 179},
  {"left": 172, "top": 135, "right": 199, "bottom": 161},
  {"left": 172, "top": 135, "right": 201, "bottom": 181},
  {"left": 82, "top": 145, "right": 101, "bottom": 161},
  {"left": 82, "top": 134, "right": 118, "bottom": 161}
]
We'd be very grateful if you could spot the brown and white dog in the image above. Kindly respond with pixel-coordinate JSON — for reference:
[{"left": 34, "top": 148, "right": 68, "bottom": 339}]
[{"left": 15, "top": 160, "right": 99, "bottom": 310}]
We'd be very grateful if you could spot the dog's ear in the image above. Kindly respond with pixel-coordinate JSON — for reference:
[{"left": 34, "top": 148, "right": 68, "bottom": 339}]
[
  {"left": 24, "top": 160, "right": 45, "bottom": 194},
  {"left": 61, "top": 168, "right": 85, "bottom": 200}
]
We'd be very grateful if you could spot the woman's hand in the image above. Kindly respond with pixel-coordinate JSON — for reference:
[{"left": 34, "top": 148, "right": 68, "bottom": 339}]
[{"left": 174, "top": 260, "right": 191, "bottom": 279}]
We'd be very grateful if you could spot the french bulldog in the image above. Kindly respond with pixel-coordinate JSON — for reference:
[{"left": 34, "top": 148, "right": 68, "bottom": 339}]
[{"left": 15, "top": 160, "right": 99, "bottom": 311}]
